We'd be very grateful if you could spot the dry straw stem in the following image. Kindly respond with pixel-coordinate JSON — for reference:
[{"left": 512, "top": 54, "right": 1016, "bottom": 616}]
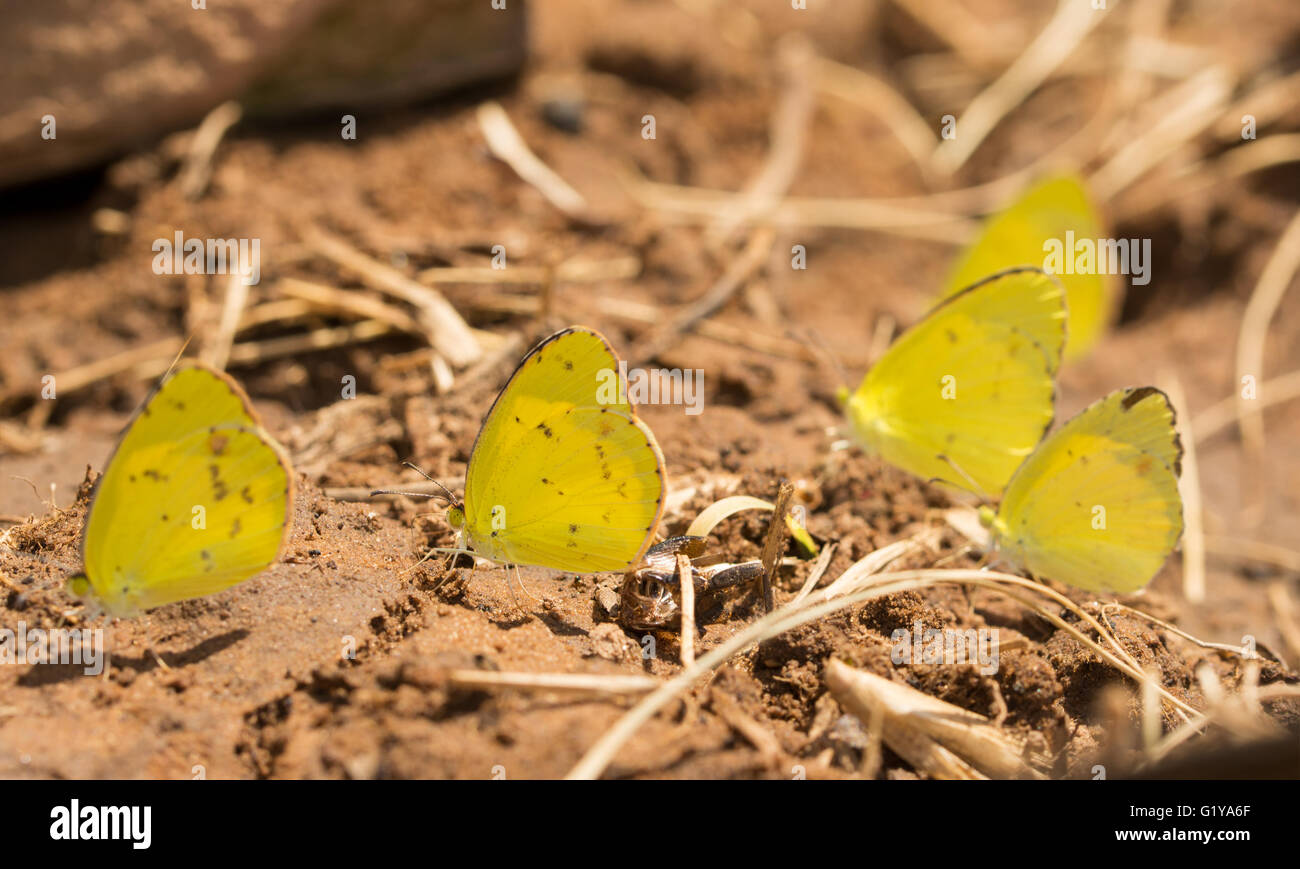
[
  {"left": 790, "top": 541, "right": 836, "bottom": 608},
  {"left": 825, "top": 659, "right": 1047, "bottom": 780},
  {"left": 1090, "top": 65, "right": 1234, "bottom": 200},
  {"left": 676, "top": 553, "right": 696, "bottom": 667},
  {"left": 815, "top": 57, "right": 936, "bottom": 171},
  {"left": 418, "top": 255, "right": 640, "bottom": 286},
  {"left": 1213, "top": 69, "right": 1300, "bottom": 141},
  {"left": 179, "top": 100, "right": 242, "bottom": 200},
  {"left": 277, "top": 277, "right": 423, "bottom": 335},
  {"left": 203, "top": 273, "right": 251, "bottom": 372},
  {"left": 1112, "top": 134, "right": 1300, "bottom": 225},
  {"left": 708, "top": 686, "right": 784, "bottom": 767},
  {"left": 304, "top": 226, "right": 481, "bottom": 366},
  {"left": 818, "top": 530, "right": 940, "bottom": 601},
  {"left": 477, "top": 100, "right": 591, "bottom": 222},
  {"left": 1265, "top": 581, "right": 1300, "bottom": 666},
  {"left": 634, "top": 227, "right": 775, "bottom": 360},
  {"left": 626, "top": 172, "right": 977, "bottom": 244},
  {"left": 1203, "top": 535, "right": 1300, "bottom": 575},
  {"left": 1094, "top": 601, "right": 1281, "bottom": 667},
  {"left": 1236, "top": 208, "right": 1300, "bottom": 468},
  {"left": 1161, "top": 374, "right": 1205, "bottom": 603},
  {"left": 887, "top": 0, "right": 1015, "bottom": 72},
  {"left": 1192, "top": 367, "right": 1300, "bottom": 444},
  {"left": 707, "top": 34, "right": 814, "bottom": 248},
  {"left": 1143, "top": 680, "right": 1300, "bottom": 768},
  {"left": 446, "top": 287, "right": 823, "bottom": 363},
  {"left": 929, "top": 0, "right": 1107, "bottom": 177},
  {"left": 759, "top": 481, "right": 795, "bottom": 613},
  {"left": 567, "top": 568, "right": 1199, "bottom": 779},
  {"left": 443, "top": 669, "right": 658, "bottom": 696}
]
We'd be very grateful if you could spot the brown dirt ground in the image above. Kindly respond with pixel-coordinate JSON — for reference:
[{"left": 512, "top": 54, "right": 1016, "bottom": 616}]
[{"left": 2, "top": 0, "right": 1299, "bottom": 779}]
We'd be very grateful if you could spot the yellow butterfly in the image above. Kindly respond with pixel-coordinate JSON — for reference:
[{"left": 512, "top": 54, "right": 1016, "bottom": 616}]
[
  {"left": 945, "top": 173, "right": 1110, "bottom": 360},
  {"left": 67, "top": 364, "right": 294, "bottom": 617},
  {"left": 980, "top": 387, "right": 1184, "bottom": 593},
  {"left": 435, "top": 326, "right": 667, "bottom": 573},
  {"left": 841, "top": 267, "right": 1066, "bottom": 498}
]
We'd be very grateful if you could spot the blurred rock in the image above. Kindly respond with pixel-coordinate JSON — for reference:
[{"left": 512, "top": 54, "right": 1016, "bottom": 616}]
[{"left": 0, "top": 0, "right": 527, "bottom": 189}]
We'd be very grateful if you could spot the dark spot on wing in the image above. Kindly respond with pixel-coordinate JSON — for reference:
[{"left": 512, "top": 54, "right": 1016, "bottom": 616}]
[
  {"left": 229, "top": 518, "right": 241, "bottom": 539},
  {"left": 241, "top": 485, "right": 254, "bottom": 504},
  {"left": 536, "top": 422, "right": 554, "bottom": 438},
  {"left": 209, "top": 464, "right": 229, "bottom": 500},
  {"left": 569, "top": 523, "right": 578, "bottom": 534}
]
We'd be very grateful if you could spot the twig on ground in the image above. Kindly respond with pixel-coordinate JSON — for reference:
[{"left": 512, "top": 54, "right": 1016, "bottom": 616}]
[
  {"left": 304, "top": 226, "right": 481, "bottom": 366},
  {"left": 1235, "top": 209, "right": 1300, "bottom": 474},
  {"left": 758, "top": 481, "right": 794, "bottom": 613},
  {"left": 443, "top": 669, "right": 659, "bottom": 695},
  {"left": 179, "top": 101, "right": 242, "bottom": 200},
  {"left": 477, "top": 101, "right": 592, "bottom": 222},
  {"left": 204, "top": 273, "right": 251, "bottom": 371},
  {"left": 677, "top": 553, "right": 695, "bottom": 667},
  {"left": 634, "top": 228, "right": 775, "bottom": 360},
  {"left": 930, "top": 0, "right": 1107, "bottom": 176}
]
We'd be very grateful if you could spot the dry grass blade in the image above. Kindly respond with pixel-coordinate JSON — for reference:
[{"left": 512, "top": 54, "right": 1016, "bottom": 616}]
[
  {"left": 1192, "top": 367, "right": 1300, "bottom": 444},
  {"left": 277, "top": 277, "right": 423, "bottom": 334},
  {"left": 204, "top": 273, "right": 251, "bottom": 371},
  {"left": 477, "top": 100, "right": 591, "bottom": 221},
  {"left": 930, "top": 0, "right": 1106, "bottom": 176},
  {"left": 304, "top": 226, "right": 481, "bottom": 366},
  {"left": 567, "top": 568, "right": 1201, "bottom": 779},
  {"left": 1090, "top": 65, "right": 1233, "bottom": 199},
  {"left": 815, "top": 57, "right": 937, "bottom": 170},
  {"left": 709, "top": 686, "right": 784, "bottom": 767},
  {"left": 708, "top": 35, "right": 814, "bottom": 248},
  {"left": 826, "top": 659, "right": 1046, "bottom": 779},
  {"left": 758, "top": 481, "right": 794, "bottom": 613},
  {"left": 819, "top": 530, "right": 939, "bottom": 600},
  {"left": 443, "top": 669, "right": 659, "bottom": 695},
  {"left": 419, "top": 256, "right": 640, "bottom": 285},
  {"left": 635, "top": 228, "right": 775, "bottom": 360},
  {"left": 625, "top": 173, "right": 977, "bottom": 243},
  {"left": 677, "top": 553, "right": 695, "bottom": 667},
  {"left": 1266, "top": 581, "right": 1300, "bottom": 666},
  {"left": 790, "top": 541, "right": 836, "bottom": 607},
  {"left": 179, "top": 100, "right": 242, "bottom": 200},
  {"left": 888, "top": 0, "right": 1014, "bottom": 71},
  {"left": 1235, "top": 208, "right": 1300, "bottom": 470}
]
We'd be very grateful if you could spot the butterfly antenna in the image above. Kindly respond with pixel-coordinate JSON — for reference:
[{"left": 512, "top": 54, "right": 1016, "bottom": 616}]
[
  {"left": 161, "top": 334, "right": 196, "bottom": 380},
  {"left": 400, "top": 461, "right": 461, "bottom": 503}
]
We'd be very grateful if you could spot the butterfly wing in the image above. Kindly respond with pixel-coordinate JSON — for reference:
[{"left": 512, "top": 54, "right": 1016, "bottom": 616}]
[
  {"left": 945, "top": 174, "right": 1110, "bottom": 360},
  {"left": 463, "top": 327, "right": 666, "bottom": 572},
  {"left": 993, "top": 387, "right": 1184, "bottom": 593},
  {"left": 846, "top": 268, "right": 1065, "bottom": 497},
  {"left": 80, "top": 365, "right": 294, "bottom": 616}
]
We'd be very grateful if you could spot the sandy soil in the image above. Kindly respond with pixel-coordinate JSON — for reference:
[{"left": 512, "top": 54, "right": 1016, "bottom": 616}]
[{"left": 1, "top": 0, "right": 1298, "bottom": 779}]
